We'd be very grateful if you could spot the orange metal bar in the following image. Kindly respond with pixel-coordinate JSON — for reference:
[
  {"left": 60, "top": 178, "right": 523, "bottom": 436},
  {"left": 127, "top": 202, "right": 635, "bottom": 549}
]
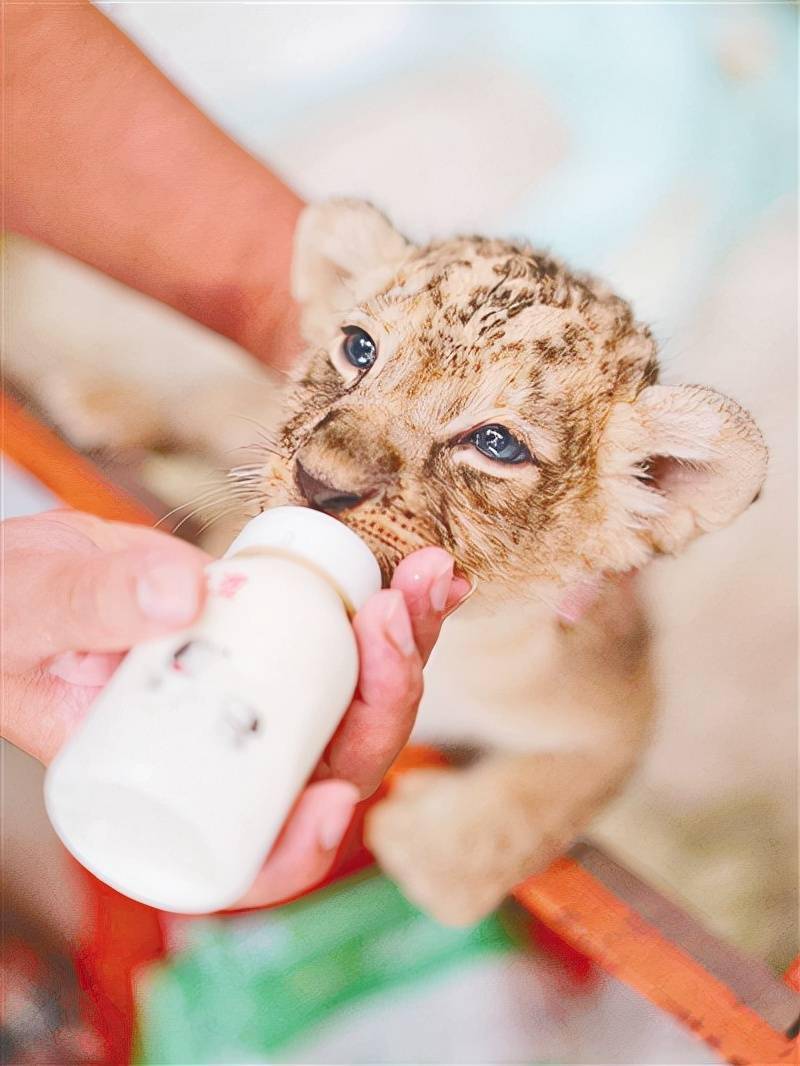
[
  {"left": 1, "top": 391, "right": 155, "bottom": 525},
  {"left": 515, "top": 861, "right": 798, "bottom": 1065}
]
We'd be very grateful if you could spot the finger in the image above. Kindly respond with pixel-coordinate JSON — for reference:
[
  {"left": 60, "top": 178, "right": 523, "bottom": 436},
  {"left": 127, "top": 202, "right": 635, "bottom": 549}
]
[
  {"left": 323, "top": 590, "right": 422, "bottom": 797},
  {"left": 390, "top": 547, "right": 471, "bottom": 664},
  {"left": 3, "top": 512, "right": 210, "bottom": 669},
  {"left": 3, "top": 671, "right": 102, "bottom": 765},
  {"left": 48, "top": 651, "right": 124, "bottom": 687},
  {"left": 229, "top": 780, "right": 358, "bottom": 910}
]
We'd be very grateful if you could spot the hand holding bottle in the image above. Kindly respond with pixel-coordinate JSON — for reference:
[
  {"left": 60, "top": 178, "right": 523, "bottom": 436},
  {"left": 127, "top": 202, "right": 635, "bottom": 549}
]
[{"left": 3, "top": 509, "right": 468, "bottom": 909}]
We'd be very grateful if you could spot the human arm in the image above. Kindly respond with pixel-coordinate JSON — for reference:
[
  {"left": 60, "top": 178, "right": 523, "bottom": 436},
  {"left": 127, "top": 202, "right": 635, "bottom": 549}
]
[{"left": 5, "top": 1, "right": 302, "bottom": 372}]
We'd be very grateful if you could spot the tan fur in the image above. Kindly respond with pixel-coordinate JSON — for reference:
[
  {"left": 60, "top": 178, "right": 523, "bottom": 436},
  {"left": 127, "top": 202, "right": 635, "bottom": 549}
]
[
  {"left": 257, "top": 200, "right": 765, "bottom": 924},
  {"left": 6, "top": 206, "right": 767, "bottom": 925}
]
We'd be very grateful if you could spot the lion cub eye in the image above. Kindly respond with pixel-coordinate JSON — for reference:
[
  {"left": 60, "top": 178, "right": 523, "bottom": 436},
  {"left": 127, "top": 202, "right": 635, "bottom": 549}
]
[
  {"left": 468, "top": 424, "right": 532, "bottom": 465},
  {"left": 341, "top": 326, "right": 377, "bottom": 370}
]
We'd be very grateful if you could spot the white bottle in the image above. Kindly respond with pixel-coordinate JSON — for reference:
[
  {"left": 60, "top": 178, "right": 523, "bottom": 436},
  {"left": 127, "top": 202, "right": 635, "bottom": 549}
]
[{"left": 44, "top": 507, "right": 382, "bottom": 914}]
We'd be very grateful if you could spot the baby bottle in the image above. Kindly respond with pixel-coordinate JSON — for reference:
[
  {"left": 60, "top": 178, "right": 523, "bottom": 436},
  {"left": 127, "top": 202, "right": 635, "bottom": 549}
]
[{"left": 44, "top": 506, "right": 382, "bottom": 913}]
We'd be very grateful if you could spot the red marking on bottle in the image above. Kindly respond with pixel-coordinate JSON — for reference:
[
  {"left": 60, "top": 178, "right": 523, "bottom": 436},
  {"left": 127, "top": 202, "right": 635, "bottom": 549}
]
[{"left": 213, "top": 573, "right": 248, "bottom": 599}]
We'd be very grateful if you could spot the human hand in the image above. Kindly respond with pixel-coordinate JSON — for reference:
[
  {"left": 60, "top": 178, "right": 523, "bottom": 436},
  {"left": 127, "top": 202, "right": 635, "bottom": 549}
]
[
  {"left": 2, "top": 511, "right": 468, "bottom": 908},
  {"left": 2, "top": 510, "right": 210, "bottom": 763}
]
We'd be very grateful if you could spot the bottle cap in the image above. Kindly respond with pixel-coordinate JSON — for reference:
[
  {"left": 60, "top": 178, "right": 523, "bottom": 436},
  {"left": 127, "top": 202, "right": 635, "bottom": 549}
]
[{"left": 225, "top": 506, "right": 382, "bottom": 612}]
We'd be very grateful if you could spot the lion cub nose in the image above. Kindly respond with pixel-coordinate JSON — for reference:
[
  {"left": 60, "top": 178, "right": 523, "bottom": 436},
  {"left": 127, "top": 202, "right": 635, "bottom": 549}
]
[{"left": 295, "top": 461, "right": 373, "bottom": 515}]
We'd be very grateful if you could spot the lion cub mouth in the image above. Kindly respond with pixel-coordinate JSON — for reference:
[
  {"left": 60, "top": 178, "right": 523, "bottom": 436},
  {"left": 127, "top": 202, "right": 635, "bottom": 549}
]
[{"left": 285, "top": 460, "right": 433, "bottom": 585}]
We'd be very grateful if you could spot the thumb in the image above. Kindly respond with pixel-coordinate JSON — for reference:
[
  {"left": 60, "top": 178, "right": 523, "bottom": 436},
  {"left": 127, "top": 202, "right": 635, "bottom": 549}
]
[
  {"left": 4, "top": 518, "right": 209, "bottom": 670},
  {"left": 56, "top": 545, "right": 206, "bottom": 650}
]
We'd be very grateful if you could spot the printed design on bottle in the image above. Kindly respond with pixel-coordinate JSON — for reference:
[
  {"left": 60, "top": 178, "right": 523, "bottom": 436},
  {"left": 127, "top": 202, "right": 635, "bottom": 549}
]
[
  {"left": 171, "top": 640, "right": 229, "bottom": 674},
  {"left": 220, "top": 697, "right": 262, "bottom": 747},
  {"left": 164, "top": 640, "right": 262, "bottom": 749},
  {"left": 208, "top": 572, "right": 248, "bottom": 599}
]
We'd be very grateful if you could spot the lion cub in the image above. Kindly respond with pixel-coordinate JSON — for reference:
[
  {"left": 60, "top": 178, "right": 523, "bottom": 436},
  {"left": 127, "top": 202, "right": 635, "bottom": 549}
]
[
  {"left": 260, "top": 200, "right": 767, "bottom": 924},
  {"left": 9, "top": 201, "right": 767, "bottom": 925}
]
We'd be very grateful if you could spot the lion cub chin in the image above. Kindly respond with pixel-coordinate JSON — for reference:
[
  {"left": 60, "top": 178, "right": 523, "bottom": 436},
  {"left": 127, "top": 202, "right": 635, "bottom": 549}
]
[{"left": 11, "top": 201, "right": 767, "bottom": 926}]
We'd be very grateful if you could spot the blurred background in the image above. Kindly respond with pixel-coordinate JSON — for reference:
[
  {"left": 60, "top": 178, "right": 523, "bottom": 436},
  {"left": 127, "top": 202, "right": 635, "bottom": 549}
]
[{"left": 3, "top": 3, "right": 797, "bottom": 1062}]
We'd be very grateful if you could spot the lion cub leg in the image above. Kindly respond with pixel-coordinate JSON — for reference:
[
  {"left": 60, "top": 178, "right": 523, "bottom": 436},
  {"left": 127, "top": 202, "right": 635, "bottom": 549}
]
[{"left": 366, "top": 743, "right": 641, "bottom": 926}]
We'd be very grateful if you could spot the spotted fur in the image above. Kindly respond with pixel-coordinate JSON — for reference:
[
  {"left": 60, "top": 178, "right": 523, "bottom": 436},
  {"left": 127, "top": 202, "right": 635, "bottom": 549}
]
[
  {"left": 257, "top": 200, "right": 768, "bottom": 924},
  {"left": 257, "top": 202, "right": 763, "bottom": 606}
]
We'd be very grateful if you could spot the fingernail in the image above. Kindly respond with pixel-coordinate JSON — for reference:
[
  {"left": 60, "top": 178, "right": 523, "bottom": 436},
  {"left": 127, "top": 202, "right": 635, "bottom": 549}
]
[
  {"left": 450, "top": 576, "right": 472, "bottom": 604},
  {"left": 136, "top": 559, "right": 200, "bottom": 624},
  {"left": 47, "top": 651, "right": 87, "bottom": 683},
  {"left": 49, "top": 651, "right": 121, "bottom": 686},
  {"left": 384, "top": 595, "right": 416, "bottom": 657},
  {"left": 429, "top": 556, "right": 455, "bottom": 613},
  {"left": 443, "top": 576, "right": 476, "bottom": 618},
  {"left": 318, "top": 798, "right": 356, "bottom": 852}
]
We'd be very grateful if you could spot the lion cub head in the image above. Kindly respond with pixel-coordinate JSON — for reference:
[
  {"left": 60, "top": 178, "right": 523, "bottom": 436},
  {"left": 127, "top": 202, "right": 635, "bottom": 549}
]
[{"left": 250, "top": 200, "right": 766, "bottom": 595}]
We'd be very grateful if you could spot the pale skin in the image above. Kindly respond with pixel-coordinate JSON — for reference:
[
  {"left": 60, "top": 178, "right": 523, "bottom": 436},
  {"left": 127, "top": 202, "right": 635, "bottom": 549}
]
[
  {"left": 2, "top": 512, "right": 467, "bottom": 908},
  {"left": 3, "top": 4, "right": 469, "bottom": 908}
]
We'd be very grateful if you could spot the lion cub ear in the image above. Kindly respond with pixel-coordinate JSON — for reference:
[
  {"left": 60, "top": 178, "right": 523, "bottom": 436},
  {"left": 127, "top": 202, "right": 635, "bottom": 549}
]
[
  {"left": 605, "top": 384, "right": 767, "bottom": 555},
  {"left": 291, "top": 199, "right": 412, "bottom": 343}
]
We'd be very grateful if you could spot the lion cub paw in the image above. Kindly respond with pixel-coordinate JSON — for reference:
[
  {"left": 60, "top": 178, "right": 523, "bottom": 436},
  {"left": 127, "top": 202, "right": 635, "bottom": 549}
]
[{"left": 365, "top": 768, "right": 532, "bottom": 926}]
